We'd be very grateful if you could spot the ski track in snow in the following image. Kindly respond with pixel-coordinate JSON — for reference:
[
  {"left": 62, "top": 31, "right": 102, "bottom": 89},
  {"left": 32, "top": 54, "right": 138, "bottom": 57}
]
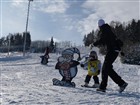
[{"left": 0, "top": 53, "right": 140, "bottom": 105}]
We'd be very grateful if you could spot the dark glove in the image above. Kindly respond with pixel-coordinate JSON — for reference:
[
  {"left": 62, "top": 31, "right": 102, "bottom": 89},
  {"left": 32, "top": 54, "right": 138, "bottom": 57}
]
[
  {"left": 93, "top": 42, "right": 98, "bottom": 46},
  {"left": 80, "top": 64, "right": 84, "bottom": 67},
  {"left": 120, "top": 52, "right": 125, "bottom": 56},
  {"left": 97, "top": 70, "right": 100, "bottom": 75},
  {"left": 77, "top": 57, "right": 81, "bottom": 61}
]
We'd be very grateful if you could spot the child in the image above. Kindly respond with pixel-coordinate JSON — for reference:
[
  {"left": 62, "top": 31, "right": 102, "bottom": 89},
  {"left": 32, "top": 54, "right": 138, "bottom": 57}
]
[{"left": 81, "top": 51, "right": 101, "bottom": 88}]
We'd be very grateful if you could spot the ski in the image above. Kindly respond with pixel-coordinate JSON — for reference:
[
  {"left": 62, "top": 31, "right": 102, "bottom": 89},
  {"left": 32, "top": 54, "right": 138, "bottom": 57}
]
[{"left": 81, "top": 85, "right": 95, "bottom": 88}]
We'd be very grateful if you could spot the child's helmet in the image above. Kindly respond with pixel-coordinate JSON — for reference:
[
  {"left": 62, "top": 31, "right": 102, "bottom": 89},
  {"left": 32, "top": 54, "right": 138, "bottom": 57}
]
[{"left": 89, "top": 51, "right": 98, "bottom": 59}]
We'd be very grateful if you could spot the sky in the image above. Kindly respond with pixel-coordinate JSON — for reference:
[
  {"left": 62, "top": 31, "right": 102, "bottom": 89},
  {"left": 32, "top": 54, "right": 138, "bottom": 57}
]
[{"left": 0, "top": 0, "right": 139, "bottom": 45}]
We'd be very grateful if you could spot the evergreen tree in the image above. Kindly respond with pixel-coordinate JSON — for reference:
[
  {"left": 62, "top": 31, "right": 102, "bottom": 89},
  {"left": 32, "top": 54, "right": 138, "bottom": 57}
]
[
  {"left": 10, "top": 35, "right": 15, "bottom": 46},
  {"left": 49, "top": 37, "right": 55, "bottom": 52},
  {"left": 14, "top": 33, "right": 23, "bottom": 45},
  {"left": 83, "top": 30, "right": 95, "bottom": 46},
  {"left": 23, "top": 32, "right": 31, "bottom": 50},
  {"left": 136, "top": 20, "right": 140, "bottom": 42},
  {"left": 83, "top": 35, "right": 88, "bottom": 46},
  {"left": 0, "top": 38, "right": 4, "bottom": 46}
]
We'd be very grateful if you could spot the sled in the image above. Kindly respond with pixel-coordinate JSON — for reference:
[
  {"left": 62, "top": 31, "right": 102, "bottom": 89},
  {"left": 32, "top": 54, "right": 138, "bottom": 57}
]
[{"left": 81, "top": 85, "right": 95, "bottom": 88}]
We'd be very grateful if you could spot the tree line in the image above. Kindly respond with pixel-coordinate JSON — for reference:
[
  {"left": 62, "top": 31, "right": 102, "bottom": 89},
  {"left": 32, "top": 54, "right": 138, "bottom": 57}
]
[
  {"left": 31, "top": 40, "right": 73, "bottom": 53},
  {"left": 1, "top": 19, "right": 139, "bottom": 64},
  {"left": 0, "top": 33, "right": 56, "bottom": 53},
  {"left": 0, "top": 32, "right": 31, "bottom": 52},
  {"left": 0, "top": 32, "right": 72, "bottom": 54},
  {"left": 83, "top": 19, "right": 140, "bottom": 65},
  {"left": 31, "top": 37, "right": 55, "bottom": 53}
]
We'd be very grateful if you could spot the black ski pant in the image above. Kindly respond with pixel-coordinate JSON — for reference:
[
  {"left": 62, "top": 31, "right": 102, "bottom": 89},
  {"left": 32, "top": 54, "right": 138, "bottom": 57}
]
[
  {"left": 99, "top": 51, "right": 126, "bottom": 90},
  {"left": 85, "top": 75, "right": 99, "bottom": 84}
]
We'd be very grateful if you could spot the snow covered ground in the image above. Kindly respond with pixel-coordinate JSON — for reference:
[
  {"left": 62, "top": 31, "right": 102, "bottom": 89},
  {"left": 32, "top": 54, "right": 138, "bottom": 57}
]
[{"left": 0, "top": 52, "right": 140, "bottom": 105}]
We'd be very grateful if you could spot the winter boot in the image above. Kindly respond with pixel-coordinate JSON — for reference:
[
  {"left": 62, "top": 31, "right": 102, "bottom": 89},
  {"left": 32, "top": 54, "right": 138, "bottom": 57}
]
[
  {"left": 81, "top": 82, "right": 89, "bottom": 87},
  {"left": 119, "top": 82, "right": 128, "bottom": 93}
]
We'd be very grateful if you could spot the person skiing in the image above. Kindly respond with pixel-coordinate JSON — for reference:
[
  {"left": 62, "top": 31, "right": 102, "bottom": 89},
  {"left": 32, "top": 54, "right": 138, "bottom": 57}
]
[
  {"left": 81, "top": 51, "right": 101, "bottom": 88},
  {"left": 44, "top": 47, "right": 49, "bottom": 59},
  {"left": 92, "top": 19, "right": 128, "bottom": 92},
  {"left": 40, "top": 47, "right": 49, "bottom": 65}
]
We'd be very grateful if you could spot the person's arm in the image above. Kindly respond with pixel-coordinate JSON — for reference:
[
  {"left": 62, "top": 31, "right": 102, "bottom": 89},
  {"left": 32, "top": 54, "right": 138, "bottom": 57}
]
[
  {"left": 70, "top": 60, "right": 80, "bottom": 67},
  {"left": 55, "top": 62, "right": 60, "bottom": 69},
  {"left": 94, "top": 33, "right": 106, "bottom": 46},
  {"left": 80, "top": 63, "right": 85, "bottom": 67},
  {"left": 97, "top": 60, "right": 101, "bottom": 74}
]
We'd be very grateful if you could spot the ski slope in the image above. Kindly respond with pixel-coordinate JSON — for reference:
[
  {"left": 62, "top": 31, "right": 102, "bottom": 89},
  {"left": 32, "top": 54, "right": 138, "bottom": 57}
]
[{"left": 0, "top": 52, "right": 140, "bottom": 105}]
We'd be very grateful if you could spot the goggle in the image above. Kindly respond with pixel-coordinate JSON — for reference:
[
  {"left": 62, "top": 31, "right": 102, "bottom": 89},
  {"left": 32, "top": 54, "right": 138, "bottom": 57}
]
[
  {"left": 89, "top": 54, "right": 96, "bottom": 59},
  {"left": 90, "top": 54, "right": 96, "bottom": 57}
]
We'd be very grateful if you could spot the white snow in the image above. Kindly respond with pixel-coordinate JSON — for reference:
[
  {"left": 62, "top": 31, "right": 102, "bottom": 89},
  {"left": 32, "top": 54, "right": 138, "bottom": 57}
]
[{"left": 0, "top": 51, "right": 140, "bottom": 105}]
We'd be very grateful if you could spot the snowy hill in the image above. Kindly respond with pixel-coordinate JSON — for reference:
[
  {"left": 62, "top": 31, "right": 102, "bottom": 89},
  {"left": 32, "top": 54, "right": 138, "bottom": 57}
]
[{"left": 0, "top": 52, "right": 140, "bottom": 105}]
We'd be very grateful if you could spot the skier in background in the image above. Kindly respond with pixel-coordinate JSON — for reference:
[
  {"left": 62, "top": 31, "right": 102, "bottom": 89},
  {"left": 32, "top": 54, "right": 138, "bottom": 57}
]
[
  {"left": 40, "top": 47, "right": 49, "bottom": 65},
  {"left": 44, "top": 47, "right": 49, "bottom": 59}
]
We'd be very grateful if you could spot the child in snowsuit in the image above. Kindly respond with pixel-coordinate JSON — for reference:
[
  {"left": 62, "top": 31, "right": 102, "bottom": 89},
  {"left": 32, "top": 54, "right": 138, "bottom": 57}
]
[{"left": 81, "top": 51, "right": 101, "bottom": 88}]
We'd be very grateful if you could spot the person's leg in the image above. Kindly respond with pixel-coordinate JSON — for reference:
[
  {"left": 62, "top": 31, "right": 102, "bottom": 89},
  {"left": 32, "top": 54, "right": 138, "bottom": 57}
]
[
  {"left": 108, "top": 63, "right": 128, "bottom": 92},
  {"left": 107, "top": 51, "right": 126, "bottom": 86},
  {"left": 93, "top": 76, "right": 99, "bottom": 84},
  {"left": 99, "top": 51, "right": 118, "bottom": 90},
  {"left": 93, "top": 76, "right": 100, "bottom": 88},
  {"left": 109, "top": 68, "right": 126, "bottom": 86},
  {"left": 99, "top": 62, "right": 108, "bottom": 90},
  {"left": 84, "top": 75, "right": 91, "bottom": 86}
]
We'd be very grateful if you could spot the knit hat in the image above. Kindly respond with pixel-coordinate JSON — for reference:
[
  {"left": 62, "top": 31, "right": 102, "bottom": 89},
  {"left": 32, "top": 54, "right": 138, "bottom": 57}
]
[{"left": 98, "top": 19, "right": 105, "bottom": 27}]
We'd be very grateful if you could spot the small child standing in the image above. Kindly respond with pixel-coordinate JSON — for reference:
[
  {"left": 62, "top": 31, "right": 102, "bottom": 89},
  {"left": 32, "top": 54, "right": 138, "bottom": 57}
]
[{"left": 81, "top": 51, "right": 101, "bottom": 88}]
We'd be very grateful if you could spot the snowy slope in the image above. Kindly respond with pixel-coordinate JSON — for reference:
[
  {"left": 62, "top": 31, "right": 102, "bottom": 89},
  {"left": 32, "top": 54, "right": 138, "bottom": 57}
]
[{"left": 0, "top": 52, "right": 140, "bottom": 105}]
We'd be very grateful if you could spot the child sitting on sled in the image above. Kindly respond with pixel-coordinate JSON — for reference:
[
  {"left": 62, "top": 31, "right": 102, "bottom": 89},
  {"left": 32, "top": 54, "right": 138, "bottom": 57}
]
[{"left": 81, "top": 51, "right": 101, "bottom": 88}]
